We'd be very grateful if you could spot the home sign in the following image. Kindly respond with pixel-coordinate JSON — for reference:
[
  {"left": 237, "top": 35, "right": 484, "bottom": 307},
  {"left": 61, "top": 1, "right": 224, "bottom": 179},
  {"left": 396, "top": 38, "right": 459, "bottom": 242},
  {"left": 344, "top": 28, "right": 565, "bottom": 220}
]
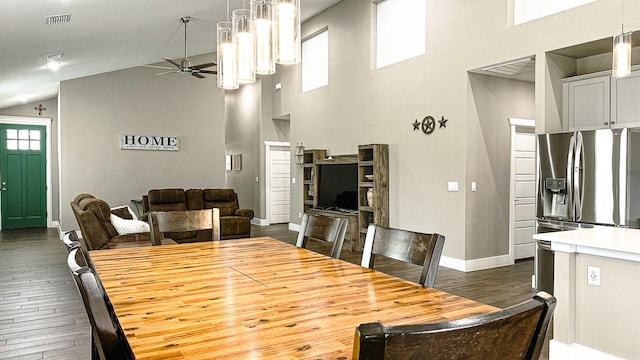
[{"left": 119, "top": 134, "right": 180, "bottom": 151}]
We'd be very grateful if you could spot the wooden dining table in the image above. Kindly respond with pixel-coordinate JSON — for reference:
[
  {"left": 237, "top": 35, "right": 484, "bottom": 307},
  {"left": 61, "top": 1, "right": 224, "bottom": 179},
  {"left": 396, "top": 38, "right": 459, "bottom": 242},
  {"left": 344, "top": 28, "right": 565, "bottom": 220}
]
[{"left": 90, "top": 237, "right": 497, "bottom": 359}]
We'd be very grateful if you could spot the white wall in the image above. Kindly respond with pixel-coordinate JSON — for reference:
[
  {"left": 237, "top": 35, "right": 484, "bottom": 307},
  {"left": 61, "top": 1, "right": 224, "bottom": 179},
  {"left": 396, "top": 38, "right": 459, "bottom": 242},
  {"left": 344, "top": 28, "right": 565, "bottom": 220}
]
[{"left": 59, "top": 54, "right": 226, "bottom": 231}]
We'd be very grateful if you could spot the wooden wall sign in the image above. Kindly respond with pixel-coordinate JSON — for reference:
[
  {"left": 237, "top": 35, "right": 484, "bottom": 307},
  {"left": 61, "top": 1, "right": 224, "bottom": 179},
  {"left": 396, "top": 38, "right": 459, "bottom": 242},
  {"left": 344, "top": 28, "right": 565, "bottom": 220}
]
[{"left": 119, "top": 134, "right": 180, "bottom": 151}]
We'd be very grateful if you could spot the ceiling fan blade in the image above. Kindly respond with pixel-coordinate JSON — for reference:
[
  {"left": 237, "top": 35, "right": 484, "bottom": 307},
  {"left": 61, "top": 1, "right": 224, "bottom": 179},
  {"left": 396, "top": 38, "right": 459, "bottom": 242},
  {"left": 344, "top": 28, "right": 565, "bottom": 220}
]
[
  {"left": 191, "top": 72, "right": 205, "bottom": 79},
  {"left": 163, "top": 57, "right": 181, "bottom": 68},
  {"left": 199, "top": 70, "right": 217, "bottom": 74},
  {"left": 191, "top": 62, "right": 216, "bottom": 70},
  {"left": 156, "top": 70, "right": 177, "bottom": 76},
  {"left": 144, "top": 64, "right": 176, "bottom": 70}
]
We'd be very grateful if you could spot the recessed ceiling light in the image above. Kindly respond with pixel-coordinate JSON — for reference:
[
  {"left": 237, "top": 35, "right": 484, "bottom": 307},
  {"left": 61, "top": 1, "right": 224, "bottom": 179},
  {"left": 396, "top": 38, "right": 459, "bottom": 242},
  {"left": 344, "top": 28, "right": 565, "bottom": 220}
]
[{"left": 43, "top": 53, "right": 63, "bottom": 71}]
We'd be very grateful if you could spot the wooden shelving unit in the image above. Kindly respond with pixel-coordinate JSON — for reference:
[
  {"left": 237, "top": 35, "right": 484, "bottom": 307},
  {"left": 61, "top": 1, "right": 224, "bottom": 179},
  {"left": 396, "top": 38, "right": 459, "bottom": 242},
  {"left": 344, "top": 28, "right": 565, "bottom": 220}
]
[
  {"left": 302, "top": 149, "right": 326, "bottom": 212},
  {"left": 301, "top": 144, "right": 388, "bottom": 252},
  {"left": 357, "top": 144, "right": 389, "bottom": 250}
]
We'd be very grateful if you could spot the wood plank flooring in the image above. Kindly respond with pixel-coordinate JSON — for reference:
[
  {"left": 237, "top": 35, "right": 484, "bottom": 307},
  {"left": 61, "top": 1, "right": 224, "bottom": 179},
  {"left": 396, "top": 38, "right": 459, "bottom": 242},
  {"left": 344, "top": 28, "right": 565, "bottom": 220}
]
[{"left": 0, "top": 225, "right": 543, "bottom": 360}]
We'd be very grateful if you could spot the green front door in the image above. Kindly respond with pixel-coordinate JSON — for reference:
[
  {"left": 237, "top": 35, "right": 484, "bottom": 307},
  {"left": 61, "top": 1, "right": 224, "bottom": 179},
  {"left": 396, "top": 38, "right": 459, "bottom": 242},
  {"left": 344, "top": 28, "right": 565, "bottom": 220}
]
[{"left": 0, "top": 125, "right": 47, "bottom": 229}]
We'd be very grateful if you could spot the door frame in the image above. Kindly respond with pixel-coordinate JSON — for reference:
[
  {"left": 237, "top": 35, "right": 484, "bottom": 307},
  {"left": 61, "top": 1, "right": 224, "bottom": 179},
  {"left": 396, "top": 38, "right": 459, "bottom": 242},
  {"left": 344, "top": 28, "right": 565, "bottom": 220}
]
[
  {"left": 0, "top": 115, "right": 53, "bottom": 228},
  {"left": 264, "top": 141, "right": 290, "bottom": 226},
  {"left": 508, "top": 117, "right": 535, "bottom": 263}
]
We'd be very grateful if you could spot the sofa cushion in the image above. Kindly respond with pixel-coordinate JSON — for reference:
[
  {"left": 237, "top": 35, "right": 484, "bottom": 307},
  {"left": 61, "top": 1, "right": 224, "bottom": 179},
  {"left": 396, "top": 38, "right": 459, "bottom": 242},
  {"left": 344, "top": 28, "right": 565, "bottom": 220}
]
[
  {"left": 110, "top": 214, "right": 150, "bottom": 235},
  {"left": 147, "top": 188, "right": 187, "bottom": 211},
  {"left": 203, "top": 189, "right": 238, "bottom": 216},
  {"left": 185, "top": 189, "right": 204, "bottom": 210}
]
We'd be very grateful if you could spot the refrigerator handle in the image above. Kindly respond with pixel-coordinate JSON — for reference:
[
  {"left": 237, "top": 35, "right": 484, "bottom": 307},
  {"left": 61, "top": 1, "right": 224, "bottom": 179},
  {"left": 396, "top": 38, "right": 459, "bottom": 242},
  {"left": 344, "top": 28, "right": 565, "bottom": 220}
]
[
  {"left": 567, "top": 134, "right": 576, "bottom": 219},
  {"left": 574, "top": 132, "right": 584, "bottom": 221}
]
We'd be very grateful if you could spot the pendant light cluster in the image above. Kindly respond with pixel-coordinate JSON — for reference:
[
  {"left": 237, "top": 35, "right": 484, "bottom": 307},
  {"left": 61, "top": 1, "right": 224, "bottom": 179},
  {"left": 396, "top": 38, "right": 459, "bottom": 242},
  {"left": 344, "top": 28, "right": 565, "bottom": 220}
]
[
  {"left": 613, "top": 0, "right": 632, "bottom": 78},
  {"left": 217, "top": 0, "right": 300, "bottom": 90}
]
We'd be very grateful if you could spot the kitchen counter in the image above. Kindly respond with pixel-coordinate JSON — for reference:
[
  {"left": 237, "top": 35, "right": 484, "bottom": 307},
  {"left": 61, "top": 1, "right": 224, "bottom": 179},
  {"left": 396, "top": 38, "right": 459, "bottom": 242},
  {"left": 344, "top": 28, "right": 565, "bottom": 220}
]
[
  {"left": 534, "top": 226, "right": 640, "bottom": 263},
  {"left": 534, "top": 226, "right": 640, "bottom": 360}
]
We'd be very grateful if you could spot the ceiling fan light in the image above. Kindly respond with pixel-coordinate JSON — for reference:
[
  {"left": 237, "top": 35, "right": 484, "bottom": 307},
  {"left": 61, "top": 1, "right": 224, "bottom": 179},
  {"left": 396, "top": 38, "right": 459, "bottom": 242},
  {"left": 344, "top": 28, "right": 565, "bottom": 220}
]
[
  {"left": 274, "top": 0, "right": 300, "bottom": 65},
  {"left": 233, "top": 9, "right": 256, "bottom": 84},
  {"left": 613, "top": 31, "right": 632, "bottom": 78},
  {"left": 218, "top": 21, "right": 239, "bottom": 90},
  {"left": 251, "top": 0, "right": 276, "bottom": 75}
]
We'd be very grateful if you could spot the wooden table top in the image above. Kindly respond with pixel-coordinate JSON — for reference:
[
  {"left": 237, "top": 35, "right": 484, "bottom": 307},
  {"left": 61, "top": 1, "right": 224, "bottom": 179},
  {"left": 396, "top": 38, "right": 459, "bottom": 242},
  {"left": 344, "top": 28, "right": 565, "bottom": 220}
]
[{"left": 90, "top": 237, "right": 496, "bottom": 360}]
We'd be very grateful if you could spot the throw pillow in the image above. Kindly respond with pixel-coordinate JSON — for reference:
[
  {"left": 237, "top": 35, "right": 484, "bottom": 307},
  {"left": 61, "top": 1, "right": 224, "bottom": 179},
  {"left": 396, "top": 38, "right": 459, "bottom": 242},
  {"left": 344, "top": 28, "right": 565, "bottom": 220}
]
[
  {"left": 110, "top": 205, "right": 138, "bottom": 220},
  {"left": 110, "top": 214, "right": 149, "bottom": 235}
]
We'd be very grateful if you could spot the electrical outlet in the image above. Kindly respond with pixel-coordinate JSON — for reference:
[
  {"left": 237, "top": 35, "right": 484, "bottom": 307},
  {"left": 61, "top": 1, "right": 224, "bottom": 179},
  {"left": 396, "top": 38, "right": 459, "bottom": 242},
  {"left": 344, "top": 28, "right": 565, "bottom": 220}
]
[
  {"left": 587, "top": 266, "right": 600, "bottom": 286},
  {"left": 298, "top": 212, "right": 302, "bottom": 218},
  {"left": 292, "top": 177, "right": 296, "bottom": 184}
]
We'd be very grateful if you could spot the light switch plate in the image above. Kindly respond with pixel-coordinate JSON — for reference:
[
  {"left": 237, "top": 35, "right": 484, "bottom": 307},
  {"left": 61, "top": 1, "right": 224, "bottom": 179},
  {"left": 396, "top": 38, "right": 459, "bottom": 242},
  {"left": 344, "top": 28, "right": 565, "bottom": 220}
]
[
  {"left": 471, "top": 182, "right": 477, "bottom": 192},
  {"left": 447, "top": 181, "right": 459, "bottom": 192}
]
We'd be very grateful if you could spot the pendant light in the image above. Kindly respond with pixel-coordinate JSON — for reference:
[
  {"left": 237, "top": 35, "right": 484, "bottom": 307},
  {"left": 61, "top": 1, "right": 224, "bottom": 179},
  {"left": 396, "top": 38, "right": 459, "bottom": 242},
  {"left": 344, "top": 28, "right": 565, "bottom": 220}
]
[
  {"left": 217, "top": 21, "right": 239, "bottom": 89},
  {"left": 612, "top": 0, "right": 632, "bottom": 78},
  {"left": 251, "top": 0, "right": 276, "bottom": 75},
  {"left": 274, "top": 0, "right": 300, "bottom": 65},
  {"left": 233, "top": 8, "right": 256, "bottom": 84}
]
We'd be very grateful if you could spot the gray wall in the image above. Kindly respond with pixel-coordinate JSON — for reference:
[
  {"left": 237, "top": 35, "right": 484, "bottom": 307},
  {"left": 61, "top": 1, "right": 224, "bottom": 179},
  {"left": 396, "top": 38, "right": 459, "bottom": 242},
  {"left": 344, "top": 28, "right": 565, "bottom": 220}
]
[
  {"left": 0, "top": 97, "right": 60, "bottom": 222},
  {"left": 58, "top": 54, "right": 226, "bottom": 231},
  {"left": 466, "top": 74, "right": 535, "bottom": 259},
  {"left": 272, "top": 0, "right": 627, "bottom": 262}
]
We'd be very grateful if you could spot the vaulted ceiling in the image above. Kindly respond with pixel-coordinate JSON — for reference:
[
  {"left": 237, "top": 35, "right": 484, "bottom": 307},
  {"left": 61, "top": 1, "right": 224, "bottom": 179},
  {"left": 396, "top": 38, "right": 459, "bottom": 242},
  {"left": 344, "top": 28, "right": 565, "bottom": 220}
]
[{"left": 0, "top": 0, "right": 340, "bottom": 109}]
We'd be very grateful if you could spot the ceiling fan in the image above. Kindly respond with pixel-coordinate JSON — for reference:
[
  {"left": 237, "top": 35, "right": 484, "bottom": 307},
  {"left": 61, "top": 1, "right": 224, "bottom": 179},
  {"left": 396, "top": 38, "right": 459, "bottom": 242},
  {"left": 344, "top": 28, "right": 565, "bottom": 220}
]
[{"left": 146, "top": 17, "right": 216, "bottom": 79}]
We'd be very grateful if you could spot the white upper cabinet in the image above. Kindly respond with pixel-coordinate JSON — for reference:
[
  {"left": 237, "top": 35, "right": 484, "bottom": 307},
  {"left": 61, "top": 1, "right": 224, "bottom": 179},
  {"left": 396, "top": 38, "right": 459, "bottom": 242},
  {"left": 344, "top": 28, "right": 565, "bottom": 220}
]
[
  {"left": 562, "top": 74, "right": 610, "bottom": 130},
  {"left": 611, "top": 71, "right": 640, "bottom": 128},
  {"left": 563, "top": 68, "right": 640, "bottom": 131}
]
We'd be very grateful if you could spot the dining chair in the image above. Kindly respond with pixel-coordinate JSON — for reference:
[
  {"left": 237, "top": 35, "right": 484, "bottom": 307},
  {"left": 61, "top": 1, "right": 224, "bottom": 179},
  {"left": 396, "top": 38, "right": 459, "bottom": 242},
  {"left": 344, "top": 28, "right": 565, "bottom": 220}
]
[
  {"left": 61, "top": 230, "right": 81, "bottom": 251},
  {"left": 148, "top": 208, "right": 220, "bottom": 245},
  {"left": 67, "top": 250, "right": 134, "bottom": 360},
  {"left": 296, "top": 213, "right": 349, "bottom": 259},
  {"left": 361, "top": 224, "right": 445, "bottom": 287},
  {"left": 353, "top": 291, "right": 556, "bottom": 360}
]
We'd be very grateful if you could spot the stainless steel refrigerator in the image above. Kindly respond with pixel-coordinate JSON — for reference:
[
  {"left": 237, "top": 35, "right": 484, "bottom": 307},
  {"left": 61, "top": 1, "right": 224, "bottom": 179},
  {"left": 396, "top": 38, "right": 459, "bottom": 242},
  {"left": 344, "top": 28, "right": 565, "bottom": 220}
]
[{"left": 535, "top": 128, "right": 640, "bottom": 293}]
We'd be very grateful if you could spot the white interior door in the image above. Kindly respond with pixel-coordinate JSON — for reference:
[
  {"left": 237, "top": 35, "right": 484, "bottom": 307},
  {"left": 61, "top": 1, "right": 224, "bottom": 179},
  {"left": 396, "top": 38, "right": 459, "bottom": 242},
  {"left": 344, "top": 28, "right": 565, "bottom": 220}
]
[
  {"left": 268, "top": 146, "right": 290, "bottom": 224},
  {"left": 510, "top": 121, "right": 536, "bottom": 260}
]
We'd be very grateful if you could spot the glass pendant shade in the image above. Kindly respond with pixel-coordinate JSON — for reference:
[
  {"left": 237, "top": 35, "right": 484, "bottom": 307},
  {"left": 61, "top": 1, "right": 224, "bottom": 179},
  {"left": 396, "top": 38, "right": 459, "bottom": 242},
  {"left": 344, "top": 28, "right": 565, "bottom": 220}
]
[
  {"left": 274, "top": 0, "right": 300, "bottom": 65},
  {"left": 233, "top": 9, "right": 256, "bottom": 84},
  {"left": 217, "top": 21, "right": 239, "bottom": 90},
  {"left": 613, "top": 31, "right": 632, "bottom": 78},
  {"left": 251, "top": 0, "right": 276, "bottom": 75}
]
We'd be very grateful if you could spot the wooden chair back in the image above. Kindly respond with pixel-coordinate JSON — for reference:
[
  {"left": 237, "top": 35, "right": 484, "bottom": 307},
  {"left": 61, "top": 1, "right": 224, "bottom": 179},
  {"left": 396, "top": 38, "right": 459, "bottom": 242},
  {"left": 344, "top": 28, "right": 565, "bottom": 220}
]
[
  {"left": 67, "top": 250, "right": 134, "bottom": 360},
  {"left": 361, "top": 224, "right": 445, "bottom": 287},
  {"left": 296, "top": 213, "right": 348, "bottom": 259},
  {"left": 148, "top": 208, "right": 220, "bottom": 245},
  {"left": 61, "top": 230, "right": 81, "bottom": 252},
  {"left": 353, "top": 291, "right": 556, "bottom": 360}
]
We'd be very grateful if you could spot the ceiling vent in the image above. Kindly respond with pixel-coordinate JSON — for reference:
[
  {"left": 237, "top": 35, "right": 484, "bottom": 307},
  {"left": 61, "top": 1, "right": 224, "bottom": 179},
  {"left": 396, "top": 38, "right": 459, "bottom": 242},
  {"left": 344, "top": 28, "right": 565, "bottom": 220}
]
[
  {"left": 46, "top": 13, "right": 71, "bottom": 25},
  {"left": 44, "top": 53, "right": 63, "bottom": 62},
  {"left": 482, "top": 57, "right": 535, "bottom": 76}
]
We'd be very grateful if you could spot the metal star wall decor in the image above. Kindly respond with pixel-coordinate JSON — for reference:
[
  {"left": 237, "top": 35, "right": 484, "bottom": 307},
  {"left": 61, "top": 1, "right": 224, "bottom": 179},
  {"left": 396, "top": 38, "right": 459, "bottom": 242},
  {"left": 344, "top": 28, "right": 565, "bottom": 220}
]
[
  {"left": 438, "top": 116, "right": 448, "bottom": 128},
  {"left": 412, "top": 119, "right": 421, "bottom": 131}
]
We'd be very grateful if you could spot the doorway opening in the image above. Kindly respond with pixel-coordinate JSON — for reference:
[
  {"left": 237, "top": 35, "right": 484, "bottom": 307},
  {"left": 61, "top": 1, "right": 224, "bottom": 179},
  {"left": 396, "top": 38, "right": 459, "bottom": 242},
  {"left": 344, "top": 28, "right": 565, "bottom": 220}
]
[{"left": 265, "top": 141, "right": 291, "bottom": 224}]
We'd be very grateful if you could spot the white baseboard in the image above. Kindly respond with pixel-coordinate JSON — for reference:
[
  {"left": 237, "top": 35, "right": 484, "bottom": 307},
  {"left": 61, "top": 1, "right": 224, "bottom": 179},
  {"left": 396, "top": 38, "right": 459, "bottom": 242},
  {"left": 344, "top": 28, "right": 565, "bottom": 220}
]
[
  {"left": 439, "top": 254, "right": 513, "bottom": 272},
  {"left": 288, "top": 222, "right": 301, "bottom": 232},
  {"left": 251, "top": 218, "right": 269, "bottom": 226},
  {"left": 549, "top": 340, "right": 625, "bottom": 360}
]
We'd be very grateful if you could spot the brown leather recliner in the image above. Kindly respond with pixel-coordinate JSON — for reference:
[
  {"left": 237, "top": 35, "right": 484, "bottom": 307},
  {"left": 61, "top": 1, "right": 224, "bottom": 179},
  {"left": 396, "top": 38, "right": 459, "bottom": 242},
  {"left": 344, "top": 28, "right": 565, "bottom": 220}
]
[
  {"left": 70, "top": 193, "right": 175, "bottom": 250},
  {"left": 142, "top": 188, "right": 254, "bottom": 241}
]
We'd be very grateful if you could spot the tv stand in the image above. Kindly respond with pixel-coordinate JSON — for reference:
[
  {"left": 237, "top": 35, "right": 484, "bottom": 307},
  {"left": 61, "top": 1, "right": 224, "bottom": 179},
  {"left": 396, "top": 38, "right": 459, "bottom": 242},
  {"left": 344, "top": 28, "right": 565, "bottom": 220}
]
[{"left": 306, "top": 208, "right": 358, "bottom": 251}]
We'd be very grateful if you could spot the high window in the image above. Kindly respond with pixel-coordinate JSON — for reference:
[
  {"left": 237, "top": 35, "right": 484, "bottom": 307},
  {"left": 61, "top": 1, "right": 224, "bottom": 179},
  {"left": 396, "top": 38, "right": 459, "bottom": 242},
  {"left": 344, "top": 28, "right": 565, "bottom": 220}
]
[
  {"left": 301, "top": 29, "right": 329, "bottom": 92},
  {"left": 514, "top": 0, "right": 597, "bottom": 25},
  {"left": 375, "top": 0, "right": 426, "bottom": 69}
]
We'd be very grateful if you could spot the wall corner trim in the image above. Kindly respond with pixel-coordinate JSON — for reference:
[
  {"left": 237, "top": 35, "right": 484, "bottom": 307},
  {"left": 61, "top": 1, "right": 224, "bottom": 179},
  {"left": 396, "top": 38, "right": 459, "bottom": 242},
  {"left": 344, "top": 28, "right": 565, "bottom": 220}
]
[{"left": 440, "top": 254, "right": 514, "bottom": 272}]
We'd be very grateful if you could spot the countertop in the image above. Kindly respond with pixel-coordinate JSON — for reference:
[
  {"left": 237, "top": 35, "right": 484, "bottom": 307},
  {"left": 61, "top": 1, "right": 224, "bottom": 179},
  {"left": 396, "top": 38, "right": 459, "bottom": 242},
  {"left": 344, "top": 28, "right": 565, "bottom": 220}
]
[{"left": 533, "top": 226, "right": 640, "bottom": 262}]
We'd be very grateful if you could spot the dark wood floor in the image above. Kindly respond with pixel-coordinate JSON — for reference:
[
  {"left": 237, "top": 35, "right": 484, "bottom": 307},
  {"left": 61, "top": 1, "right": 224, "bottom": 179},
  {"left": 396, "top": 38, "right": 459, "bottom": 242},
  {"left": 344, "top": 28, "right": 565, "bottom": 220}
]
[{"left": 0, "top": 225, "right": 543, "bottom": 360}]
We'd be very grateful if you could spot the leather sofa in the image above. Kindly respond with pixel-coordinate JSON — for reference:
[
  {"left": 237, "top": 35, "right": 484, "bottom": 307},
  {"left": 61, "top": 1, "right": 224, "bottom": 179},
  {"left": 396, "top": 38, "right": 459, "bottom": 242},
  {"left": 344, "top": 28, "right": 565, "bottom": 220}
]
[
  {"left": 142, "top": 188, "right": 254, "bottom": 241},
  {"left": 70, "top": 193, "right": 175, "bottom": 250}
]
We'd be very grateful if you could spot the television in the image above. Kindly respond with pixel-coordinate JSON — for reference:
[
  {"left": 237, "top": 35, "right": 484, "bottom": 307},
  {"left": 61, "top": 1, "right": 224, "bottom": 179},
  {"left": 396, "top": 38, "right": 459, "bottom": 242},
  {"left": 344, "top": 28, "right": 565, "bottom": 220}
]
[{"left": 316, "top": 163, "right": 358, "bottom": 211}]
